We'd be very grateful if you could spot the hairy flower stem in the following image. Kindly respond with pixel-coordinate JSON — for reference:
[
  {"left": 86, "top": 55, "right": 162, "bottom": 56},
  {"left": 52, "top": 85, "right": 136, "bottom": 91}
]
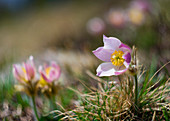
[
  {"left": 32, "top": 96, "right": 40, "bottom": 121},
  {"left": 134, "top": 74, "right": 138, "bottom": 107}
]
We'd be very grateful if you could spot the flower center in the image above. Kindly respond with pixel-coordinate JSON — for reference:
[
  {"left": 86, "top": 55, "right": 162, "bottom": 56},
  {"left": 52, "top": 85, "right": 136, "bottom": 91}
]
[
  {"left": 39, "top": 67, "right": 52, "bottom": 86},
  {"left": 110, "top": 50, "right": 125, "bottom": 66},
  {"left": 22, "top": 67, "right": 29, "bottom": 82},
  {"left": 45, "top": 67, "right": 52, "bottom": 76}
]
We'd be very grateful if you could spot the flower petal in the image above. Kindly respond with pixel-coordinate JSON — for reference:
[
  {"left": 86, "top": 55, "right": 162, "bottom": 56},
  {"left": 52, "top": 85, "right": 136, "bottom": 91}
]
[
  {"left": 114, "top": 68, "right": 128, "bottom": 75},
  {"left": 40, "top": 71, "right": 52, "bottom": 83},
  {"left": 13, "top": 64, "right": 26, "bottom": 83},
  {"left": 24, "top": 63, "right": 35, "bottom": 81},
  {"left": 93, "top": 47, "right": 113, "bottom": 62},
  {"left": 96, "top": 62, "right": 128, "bottom": 77},
  {"left": 51, "top": 62, "right": 61, "bottom": 80},
  {"left": 24, "top": 56, "right": 36, "bottom": 81},
  {"left": 122, "top": 52, "right": 131, "bottom": 69},
  {"left": 103, "top": 35, "right": 121, "bottom": 50},
  {"left": 119, "top": 43, "right": 132, "bottom": 53},
  {"left": 123, "top": 52, "right": 131, "bottom": 63},
  {"left": 96, "top": 62, "right": 117, "bottom": 77},
  {"left": 51, "top": 62, "right": 60, "bottom": 72},
  {"left": 39, "top": 66, "right": 50, "bottom": 82},
  {"left": 13, "top": 65, "right": 22, "bottom": 82}
]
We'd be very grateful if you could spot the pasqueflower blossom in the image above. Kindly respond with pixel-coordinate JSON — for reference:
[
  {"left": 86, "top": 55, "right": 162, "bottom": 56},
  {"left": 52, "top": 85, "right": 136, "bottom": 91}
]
[
  {"left": 93, "top": 35, "right": 131, "bottom": 77},
  {"left": 38, "top": 61, "right": 61, "bottom": 95},
  {"left": 39, "top": 61, "right": 61, "bottom": 83},
  {"left": 13, "top": 56, "right": 38, "bottom": 96},
  {"left": 13, "top": 56, "right": 36, "bottom": 83}
]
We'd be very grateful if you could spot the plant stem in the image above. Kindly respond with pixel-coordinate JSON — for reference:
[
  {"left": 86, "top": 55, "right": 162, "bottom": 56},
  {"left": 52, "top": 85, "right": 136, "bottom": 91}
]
[
  {"left": 134, "top": 74, "right": 138, "bottom": 107},
  {"left": 51, "top": 95, "right": 57, "bottom": 110},
  {"left": 32, "top": 96, "right": 40, "bottom": 121}
]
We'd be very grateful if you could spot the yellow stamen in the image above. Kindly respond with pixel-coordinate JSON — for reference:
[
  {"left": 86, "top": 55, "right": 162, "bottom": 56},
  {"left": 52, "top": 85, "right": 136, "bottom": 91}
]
[
  {"left": 39, "top": 67, "right": 52, "bottom": 87},
  {"left": 45, "top": 67, "right": 52, "bottom": 76},
  {"left": 22, "top": 67, "right": 29, "bottom": 82},
  {"left": 110, "top": 50, "right": 125, "bottom": 66},
  {"left": 39, "top": 78, "right": 48, "bottom": 86},
  {"left": 22, "top": 67, "right": 26, "bottom": 74}
]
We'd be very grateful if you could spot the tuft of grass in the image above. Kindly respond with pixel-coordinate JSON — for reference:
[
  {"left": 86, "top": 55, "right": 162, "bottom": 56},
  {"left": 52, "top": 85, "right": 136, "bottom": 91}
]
[
  {"left": 0, "top": 70, "right": 31, "bottom": 120},
  {"left": 52, "top": 62, "right": 170, "bottom": 120},
  {"left": 0, "top": 71, "right": 15, "bottom": 103},
  {"left": 0, "top": 70, "right": 30, "bottom": 107}
]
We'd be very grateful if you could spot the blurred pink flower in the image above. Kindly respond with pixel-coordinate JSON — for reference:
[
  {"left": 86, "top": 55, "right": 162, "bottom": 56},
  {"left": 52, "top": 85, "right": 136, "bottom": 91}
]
[
  {"left": 93, "top": 35, "right": 131, "bottom": 77},
  {"left": 130, "top": 0, "right": 151, "bottom": 12},
  {"left": 107, "top": 9, "right": 127, "bottom": 28},
  {"left": 127, "top": 0, "right": 151, "bottom": 26},
  {"left": 86, "top": 17, "right": 105, "bottom": 35},
  {"left": 127, "top": 7, "right": 145, "bottom": 25},
  {"left": 13, "top": 56, "right": 36, "bottom": 83},
  {"left": 39, "top": 61, "right": 61, "bottom": 83}
]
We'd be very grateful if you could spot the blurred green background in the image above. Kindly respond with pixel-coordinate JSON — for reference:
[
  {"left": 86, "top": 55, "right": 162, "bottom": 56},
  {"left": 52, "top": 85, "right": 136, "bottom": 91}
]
[{"left": 0, "top": 0, "right": 169, "bottom": 69}]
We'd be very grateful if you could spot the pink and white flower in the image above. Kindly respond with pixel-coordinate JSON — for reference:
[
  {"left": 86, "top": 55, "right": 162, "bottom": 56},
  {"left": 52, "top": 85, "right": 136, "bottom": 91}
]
[
  {"left": 13, "top": 56, "right": 36, "bottom": 83},
  {"left": 93, "top": 35, "right": 131, "bottom": 77},
  {"left": 39, "top": 61, "right": 61, "bottom": 83}
]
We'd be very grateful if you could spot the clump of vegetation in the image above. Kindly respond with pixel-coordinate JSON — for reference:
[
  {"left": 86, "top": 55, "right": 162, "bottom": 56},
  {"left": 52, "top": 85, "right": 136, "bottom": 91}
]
[{"left": 53, "top": 62, "right": 169, "bottom": 120}]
